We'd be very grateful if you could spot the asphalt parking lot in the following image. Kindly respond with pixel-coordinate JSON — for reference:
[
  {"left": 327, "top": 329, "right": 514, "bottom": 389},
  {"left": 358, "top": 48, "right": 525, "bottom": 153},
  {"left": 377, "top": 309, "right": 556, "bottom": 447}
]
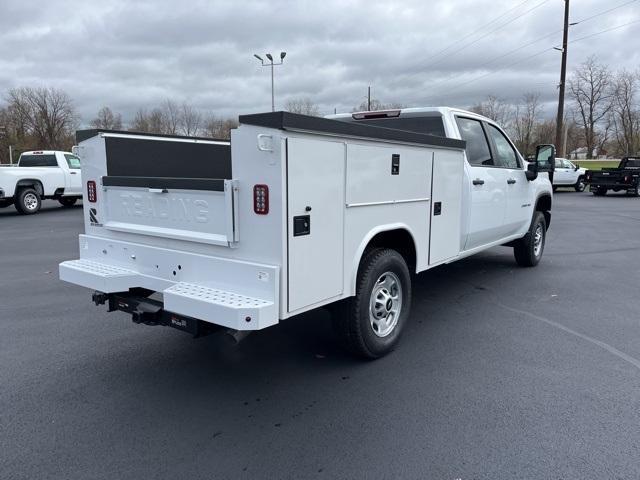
[{"left": 1, "top": 193, "right": 639, "bottom": 480}]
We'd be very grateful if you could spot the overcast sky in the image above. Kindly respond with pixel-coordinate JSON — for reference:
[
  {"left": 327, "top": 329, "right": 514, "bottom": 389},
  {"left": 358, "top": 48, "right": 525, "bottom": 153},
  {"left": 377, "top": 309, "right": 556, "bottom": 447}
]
[{"left": 1, "top": 0, "right": 638, "bottom": 125}]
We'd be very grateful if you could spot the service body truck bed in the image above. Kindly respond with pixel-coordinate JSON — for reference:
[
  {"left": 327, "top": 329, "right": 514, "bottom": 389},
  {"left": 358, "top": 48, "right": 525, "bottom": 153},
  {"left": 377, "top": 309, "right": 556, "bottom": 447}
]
[{"left": 60, "top": 109, "right": 553, "bottom": 357}]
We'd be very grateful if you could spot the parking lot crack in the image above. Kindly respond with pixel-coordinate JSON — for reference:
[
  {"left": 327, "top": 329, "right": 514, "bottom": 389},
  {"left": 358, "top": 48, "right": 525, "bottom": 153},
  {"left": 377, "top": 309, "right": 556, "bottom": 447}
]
[{"left": 495, "top": 301, "right": 640, "bottom": 373}]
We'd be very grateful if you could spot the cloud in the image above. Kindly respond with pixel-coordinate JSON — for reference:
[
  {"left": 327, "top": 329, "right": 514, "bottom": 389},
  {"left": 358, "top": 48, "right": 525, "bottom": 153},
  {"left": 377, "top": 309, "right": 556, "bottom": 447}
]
[{"left": 0, "top": 0, "right": 638, "bottom": 124}]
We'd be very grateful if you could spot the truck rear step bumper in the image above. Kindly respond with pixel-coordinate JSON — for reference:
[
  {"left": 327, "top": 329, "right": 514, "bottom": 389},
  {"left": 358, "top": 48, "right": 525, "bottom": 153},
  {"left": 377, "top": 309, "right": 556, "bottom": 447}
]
[{"left": 59, "top": 237, "right": 279, "bottom": 331}]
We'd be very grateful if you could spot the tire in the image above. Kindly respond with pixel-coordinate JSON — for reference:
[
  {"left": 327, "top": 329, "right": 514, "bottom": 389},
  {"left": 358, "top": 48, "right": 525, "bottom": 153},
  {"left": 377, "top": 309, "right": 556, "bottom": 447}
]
[
  {"left": 332, "top": 248, "right": 412, "bottom": 359},
  {"left": 58, "top": 197, "right": 78, "bottom": 207},
  {"left": 574, "top": 176, "right": 586, "bottom": 192},
  {"left": 513, "top": 211, "right": 546, "bottom": 267},
  {"left": 14, "top": 188, "right": 41, "bottom": 215},
  {"left": 592, "top": 187, "right": 607, "bottom": 196}
]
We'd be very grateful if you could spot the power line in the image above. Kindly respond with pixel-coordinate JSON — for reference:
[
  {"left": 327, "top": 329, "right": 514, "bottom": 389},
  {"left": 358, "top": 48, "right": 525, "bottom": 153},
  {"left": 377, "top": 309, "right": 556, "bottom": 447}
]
[
  {"left": 396, "top": 0, "right": 550, "bottom": 85},
  {"left": 416, "top": 0, "right": 531, "bottom": 65},
  {"left": 415, "top": 0, "right": 551, "bottom": 73},
  {"left": 572, "top": 0, "right": 638, "bottom": 25},
  {"left": 398, "top": 0, "right": 636, "bottom": 91},
  {"left": 411, "top": 18, "right": 640, "bottom": 105},
  {"left": 415, "top": 0, "right": 640, "bottom": 94}
]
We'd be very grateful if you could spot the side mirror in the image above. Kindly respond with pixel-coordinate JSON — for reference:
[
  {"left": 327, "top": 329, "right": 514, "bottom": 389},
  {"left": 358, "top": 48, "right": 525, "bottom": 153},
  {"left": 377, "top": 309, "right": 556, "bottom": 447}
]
[
  {"left": 574, "top": 165, "right": 580, "bottom": 171},
  {"left": 535, "top": 144, "right": 556, "bottom": 173},
  {"left": 525, "top": 162, "right": 538, "bottom": 181}
]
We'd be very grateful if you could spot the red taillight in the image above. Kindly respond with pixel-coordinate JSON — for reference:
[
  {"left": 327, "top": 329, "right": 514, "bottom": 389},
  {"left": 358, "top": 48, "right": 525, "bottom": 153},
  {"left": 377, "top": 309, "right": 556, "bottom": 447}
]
[
  {"left": 253, "top": 184, "right": 269, "bottom": 214},
  {"left": 87, "top": 180, "right": 97, "bottom": 203}
]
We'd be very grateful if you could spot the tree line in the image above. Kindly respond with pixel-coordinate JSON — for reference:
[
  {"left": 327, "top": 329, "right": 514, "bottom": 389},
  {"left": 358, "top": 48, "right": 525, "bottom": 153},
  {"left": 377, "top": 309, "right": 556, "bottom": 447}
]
[
  {"left": 469, "top": 57, "right": 639, "bottom": 159},
  {"left": 1, "top": 55, "right": 637, "bottom": 163}
]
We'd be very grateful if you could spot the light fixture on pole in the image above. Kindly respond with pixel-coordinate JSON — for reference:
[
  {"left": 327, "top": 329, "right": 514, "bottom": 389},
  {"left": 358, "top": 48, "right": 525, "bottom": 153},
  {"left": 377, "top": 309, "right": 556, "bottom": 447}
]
[{"left": 254, "top": 51, "right": 286, "bottom": 112}]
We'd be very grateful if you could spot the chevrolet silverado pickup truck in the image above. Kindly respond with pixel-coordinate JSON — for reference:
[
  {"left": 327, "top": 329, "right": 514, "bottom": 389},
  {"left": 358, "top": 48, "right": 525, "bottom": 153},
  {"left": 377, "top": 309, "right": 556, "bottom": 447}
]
[
  {"left": 585, "top": 157, "right": 640, "bottom": 196},
  {"left": 60, "top": 108, "right": 554, "bottom": 358},
  {"left": 553, "top": 158, "right": 587, "bottom": 192},
  {"left": 0, "top": 150, "right": 83, "bottom": 214}
]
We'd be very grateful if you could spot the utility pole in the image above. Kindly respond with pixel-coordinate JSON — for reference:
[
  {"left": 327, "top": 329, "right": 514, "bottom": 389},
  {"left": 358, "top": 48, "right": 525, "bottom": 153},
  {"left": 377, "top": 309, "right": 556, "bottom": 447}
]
[
  {"left": 254, "top": 52, "right": 286, "bottom": 112},
  {"left": 554, "top": 0, "right": 570, "bottom": 157},
  {"left": 367, "top": 86, "right": 371, "bottom": 111}
]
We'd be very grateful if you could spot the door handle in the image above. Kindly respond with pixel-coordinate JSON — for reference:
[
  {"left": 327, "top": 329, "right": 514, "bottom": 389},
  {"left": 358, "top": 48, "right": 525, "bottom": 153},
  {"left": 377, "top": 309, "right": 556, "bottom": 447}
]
[
  {"left": 70, "top": 171, "right": 77, "bottom": 175},
  {"left": 507, "top": 178, "right": 516, "bottom": 184},
  {"left": 472, "top": 179, "right": 485, "bottom": 185}
]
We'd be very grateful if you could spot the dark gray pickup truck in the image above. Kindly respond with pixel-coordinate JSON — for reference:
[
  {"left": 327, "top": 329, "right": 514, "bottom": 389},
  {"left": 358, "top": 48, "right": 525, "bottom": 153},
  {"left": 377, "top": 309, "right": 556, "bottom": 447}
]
[{"left": 585, "top": 157, "right": 640, "bottom": 196}]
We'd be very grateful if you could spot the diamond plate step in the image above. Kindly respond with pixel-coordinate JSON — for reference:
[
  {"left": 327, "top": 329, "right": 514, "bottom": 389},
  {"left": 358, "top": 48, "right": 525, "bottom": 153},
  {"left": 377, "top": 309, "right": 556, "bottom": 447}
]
[
  {"left": 164, "top": 282, "right": 276, "bottom": 330},
  {"left": 59, "top": 259, "right": 138, "bottom": 293}
]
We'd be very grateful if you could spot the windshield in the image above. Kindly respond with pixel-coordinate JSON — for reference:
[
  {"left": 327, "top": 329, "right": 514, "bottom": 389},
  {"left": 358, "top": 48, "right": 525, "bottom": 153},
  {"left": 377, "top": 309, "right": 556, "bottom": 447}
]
[{"left": 64, "top": 154, "right": 81, "bottom": 169}]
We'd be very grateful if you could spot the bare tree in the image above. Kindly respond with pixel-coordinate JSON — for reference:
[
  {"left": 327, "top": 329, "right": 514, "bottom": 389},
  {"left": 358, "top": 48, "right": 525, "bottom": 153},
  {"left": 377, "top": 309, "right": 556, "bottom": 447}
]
[
  {"left": 512, "top": 92, "right": 541, "bottom": 156},
  {"left": 180, "top": 103, "right": 202, "bottom": 136},
  {"left": 611, "top": 69, "right": 640, "bottom": 156},
  {"left": 532, "top": 119, "right": 556, "bottom": 147},
  {"left": 352, "top": 99, "right": 403, "bottom": 112},
  {"left": 90, "top": 106, "right": 123, "bottom": 130},
  {"left": 469, "top": 95, "right": 512, "bottom": 127},
  {"left": 202, "top": 115, "right": 238, "bottom": 140},
  {"left": 569, "top": 56, "right": 613, "bottom": 159},
  {"left": 284, "top": 97, "right": 320, "bottom": 116},
  {"left": 163, "top": 99, "right": 180, "bottom": 135},
  {"left": 130, "top": 108, "right": 151, "bottom": 132},
  {"left": 5, "top": 86, "right": 77, "bottom": 150}
]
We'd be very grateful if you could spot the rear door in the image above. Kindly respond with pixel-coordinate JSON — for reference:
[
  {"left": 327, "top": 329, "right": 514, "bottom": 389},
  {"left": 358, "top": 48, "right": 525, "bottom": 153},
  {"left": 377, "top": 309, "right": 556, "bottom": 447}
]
[
  {"left": 287, "top": 137, "right": 345, "bottom": 312},
  {"left": 62, "top": 153, "right": 82, "bottom": 194},
  {"left": 484, "top": 123, "right": 531, "bottom": 237},
  {"left": 455, "top": 116, "right": 509, "bottom": 250},
  {"left": 554, "top": 159, "right": 573, "bottom": 185}
]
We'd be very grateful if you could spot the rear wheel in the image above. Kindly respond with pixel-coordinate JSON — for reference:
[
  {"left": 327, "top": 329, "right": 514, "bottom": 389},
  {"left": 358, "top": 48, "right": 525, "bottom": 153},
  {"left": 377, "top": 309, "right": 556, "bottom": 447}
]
[
  {"left": 592, "top": 187, "right": 607, "bottom": 196},
  {"left": 332, "top": 248, "right": 412, "bottom": 359},
  {"left": 574, "top": 176, "right": 586, "bottom": 192},
  {"left": 513, "top": 211, "right": 546, "bottom": 267},
  {"left": 58, "top": 197, "right": 78, "bottom": 207},
  {"left": 15, "top": 188, "right": 41, "bottom": 215}
]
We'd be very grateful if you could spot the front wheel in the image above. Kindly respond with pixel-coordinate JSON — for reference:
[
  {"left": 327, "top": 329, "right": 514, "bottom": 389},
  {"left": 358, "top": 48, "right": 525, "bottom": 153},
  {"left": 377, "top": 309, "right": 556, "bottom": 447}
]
[
  {"left": 513, "top": 211, "right": 547, "bottom": 267},
  {"left": 574, "top": 176, "right": 586, "bottom": 192},
  {"left": 332, "top": 248, "right": 412, "bottom": 359},
  {"left": 15, "top": 188, "right": 41, "bottom": 215},
  {"left": 58, "top": 197, "right": 78, "bottom": 207}
]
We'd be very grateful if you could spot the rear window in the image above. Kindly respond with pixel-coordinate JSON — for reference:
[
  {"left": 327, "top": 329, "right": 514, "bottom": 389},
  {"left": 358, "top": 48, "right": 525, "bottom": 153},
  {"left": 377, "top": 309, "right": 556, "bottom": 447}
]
[
  {"left": 19, "top": 154, "right": 57, "bottom": 167},
  {"left": 625, "top": 159, "right": 640, "bottom": 168},
  {"left": 350, "top": 115, "right": 446, "bottom": 137},
  {"left": 64, "top": 154, "right": 81, "bottom": 169}
]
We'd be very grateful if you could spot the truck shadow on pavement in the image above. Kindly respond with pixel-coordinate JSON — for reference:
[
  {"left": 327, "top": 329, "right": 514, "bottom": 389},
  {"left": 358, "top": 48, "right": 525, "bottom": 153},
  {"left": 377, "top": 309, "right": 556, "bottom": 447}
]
[{"left": 84, "top": 251, "right": 517, "bottom": 387}]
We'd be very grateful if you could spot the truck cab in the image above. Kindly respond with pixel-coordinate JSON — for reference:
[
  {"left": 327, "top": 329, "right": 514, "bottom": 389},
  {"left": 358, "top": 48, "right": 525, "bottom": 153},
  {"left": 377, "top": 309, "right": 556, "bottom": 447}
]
[
  {"left": 0, "top": 150, "right": 83, "bottom": 214},
  {"left": 329, "top": 107, "right": 554, "bottom": 251}
]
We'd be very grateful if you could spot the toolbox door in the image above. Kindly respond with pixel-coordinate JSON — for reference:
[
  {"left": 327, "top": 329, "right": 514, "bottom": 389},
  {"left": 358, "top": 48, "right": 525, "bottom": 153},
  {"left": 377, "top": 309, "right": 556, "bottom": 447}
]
[
  {"left": 286, "top": 137, "right": 345, "bottom": 312},
  {"left": 429, "top": 150, "right": 464, "bottom": 264}
]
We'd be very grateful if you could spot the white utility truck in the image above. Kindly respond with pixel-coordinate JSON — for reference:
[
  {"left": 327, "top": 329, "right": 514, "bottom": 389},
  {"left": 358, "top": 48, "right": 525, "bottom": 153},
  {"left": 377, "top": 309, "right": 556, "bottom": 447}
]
[
  {"left": 0, "top": 150, "right": 83, "bottom": 214},
  {"left": 59, "top": 108, "right": 554, "bottom": 358}
]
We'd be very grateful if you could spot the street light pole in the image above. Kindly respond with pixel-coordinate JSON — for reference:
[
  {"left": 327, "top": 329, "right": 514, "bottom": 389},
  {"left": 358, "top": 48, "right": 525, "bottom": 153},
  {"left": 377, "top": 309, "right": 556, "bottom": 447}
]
[{"left": 254, "top": 52, "right": 286, "bottom": 112}]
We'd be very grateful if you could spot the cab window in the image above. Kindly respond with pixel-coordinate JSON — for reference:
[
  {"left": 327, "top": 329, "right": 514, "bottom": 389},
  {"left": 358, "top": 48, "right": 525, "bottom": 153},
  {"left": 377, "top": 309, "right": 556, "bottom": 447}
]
[
  {"left": 455, "top": 117, "right": 492, "bottom": 166},
  {"left": 64, "top": 154, "right": 81, "bottom": 169},
  {"left": 486, "top": 124, "right": 520, "bottom": 169}
]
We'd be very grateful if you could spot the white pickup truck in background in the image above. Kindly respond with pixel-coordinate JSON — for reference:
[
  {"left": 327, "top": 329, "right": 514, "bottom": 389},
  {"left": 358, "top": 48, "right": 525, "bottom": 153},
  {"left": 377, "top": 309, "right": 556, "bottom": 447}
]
[
  {"left": 59, "top": 108, "right": 554, "bottom": 358},
  {"left": 0, "top": 150, "right": 83, "bottom": 214}
]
